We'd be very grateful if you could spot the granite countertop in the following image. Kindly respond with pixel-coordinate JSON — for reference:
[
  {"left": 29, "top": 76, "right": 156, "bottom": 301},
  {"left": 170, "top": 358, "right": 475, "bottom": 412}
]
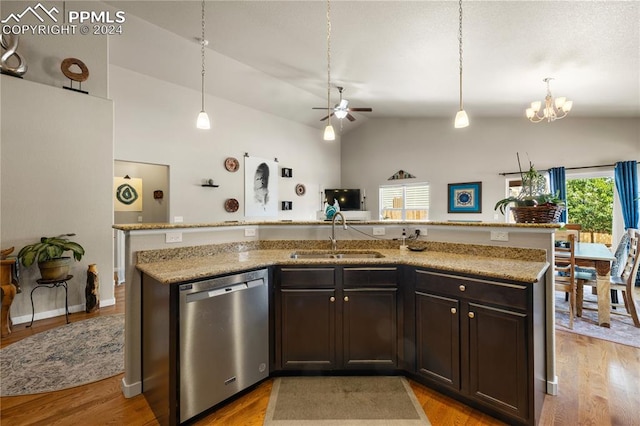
[
  {"left": 114, "top": 220, "right": 560, "bottom": 231},
  {"left": 137, "top": 245, "right": 549, "bottom": 285}
]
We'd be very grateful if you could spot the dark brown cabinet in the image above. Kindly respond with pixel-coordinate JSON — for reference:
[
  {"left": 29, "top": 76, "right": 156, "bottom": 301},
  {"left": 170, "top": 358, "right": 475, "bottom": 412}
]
[
  {"left": 412, "top": 269, "right": 545, "bottom": 426},
  {"left": 343, "top": 267, "right": 398, "bottom": 368},
  {"left": 275, "top": 266, "right": 399, "bottom": 371}
]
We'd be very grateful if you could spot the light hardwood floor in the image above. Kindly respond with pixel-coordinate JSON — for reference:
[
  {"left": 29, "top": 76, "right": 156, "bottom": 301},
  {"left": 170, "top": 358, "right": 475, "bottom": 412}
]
[{"left": 1, "top": 285, "right": 639, "bottom": 425}]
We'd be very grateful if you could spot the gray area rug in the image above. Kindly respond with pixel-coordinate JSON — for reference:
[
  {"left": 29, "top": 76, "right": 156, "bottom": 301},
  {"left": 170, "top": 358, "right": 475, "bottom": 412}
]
[
  {"left": 555, "top": 292, "right": 640, "bottom": 348},
  {"left": 0, "top": 314, "right": 124, "bottom": 396},
  {"left": 264, "top": 376, "right": 431, "bottom": 425}
]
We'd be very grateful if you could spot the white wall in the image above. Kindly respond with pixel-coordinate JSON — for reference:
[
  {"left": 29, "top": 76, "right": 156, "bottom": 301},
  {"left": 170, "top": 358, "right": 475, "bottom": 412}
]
[
  {"left": 109, "top": 65, "right": 341, "bottom": 223},
  {"left": 0, "top": 1, "right": 109, "bottom": 98},
  {"left": 1, "top": 75, "right": 114, "bottom": 322},
  {"left": 342, "top": 117, "right": 640, "bottom": 222}
]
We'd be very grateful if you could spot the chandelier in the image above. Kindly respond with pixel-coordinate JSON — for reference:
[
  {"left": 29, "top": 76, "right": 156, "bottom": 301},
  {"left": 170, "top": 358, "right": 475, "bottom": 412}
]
[{"left": 525, "top": 78, "right": 573, "bottom": 123}]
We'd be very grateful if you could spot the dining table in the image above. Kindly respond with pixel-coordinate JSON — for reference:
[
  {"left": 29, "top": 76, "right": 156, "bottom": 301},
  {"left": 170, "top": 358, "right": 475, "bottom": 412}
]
[{"left": 572, "top": 242, "right": 616, "bottom": 327}]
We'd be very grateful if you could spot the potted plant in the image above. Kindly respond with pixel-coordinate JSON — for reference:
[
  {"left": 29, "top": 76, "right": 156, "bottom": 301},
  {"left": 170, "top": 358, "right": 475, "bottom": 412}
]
[
  {"left": 17, "top": 234, "right": 85, "bottom": 280},
  {"left": 494, "top": 155, "right": 565, "bottom": 223}
]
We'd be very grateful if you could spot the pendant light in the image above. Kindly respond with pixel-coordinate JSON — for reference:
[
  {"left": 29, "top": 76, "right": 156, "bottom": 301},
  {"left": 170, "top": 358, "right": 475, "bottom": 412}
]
[
  {"left": 323, "top": 0, "right": 335, "bottom": 141},
  {"left": 196, "top": 0, "right": 211, "bottom": 130},
  {"left": 454, "top": 0, "right": 469, "bottom": 129}
]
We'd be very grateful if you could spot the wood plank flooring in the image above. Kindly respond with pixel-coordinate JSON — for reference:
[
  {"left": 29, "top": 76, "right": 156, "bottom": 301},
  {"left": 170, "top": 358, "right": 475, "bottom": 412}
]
[{"left": 1, "top": 284, "right": 639, "bottom": 425}]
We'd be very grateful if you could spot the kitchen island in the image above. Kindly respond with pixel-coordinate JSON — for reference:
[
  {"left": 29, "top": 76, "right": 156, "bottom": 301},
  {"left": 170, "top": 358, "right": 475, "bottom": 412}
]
[{"left": 114, "top": 220, "right": 559, "bottom": 421}]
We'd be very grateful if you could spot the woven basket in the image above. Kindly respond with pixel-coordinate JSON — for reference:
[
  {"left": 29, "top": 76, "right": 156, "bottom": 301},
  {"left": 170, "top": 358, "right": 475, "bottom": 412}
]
[{"left": 511, "top": 205, "right": 564, "bottom": 224}]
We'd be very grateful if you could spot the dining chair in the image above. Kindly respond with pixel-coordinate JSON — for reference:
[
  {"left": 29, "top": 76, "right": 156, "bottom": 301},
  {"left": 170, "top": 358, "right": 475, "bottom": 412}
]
[
  {"left": 554, "top": 233, "right": 577, "bottom": 329},
  {"left": 577, "top": 229, "right": 640, "bottom": 327},
  {"left": 564, "top": 224, "right": 582, "bottom": 241}
]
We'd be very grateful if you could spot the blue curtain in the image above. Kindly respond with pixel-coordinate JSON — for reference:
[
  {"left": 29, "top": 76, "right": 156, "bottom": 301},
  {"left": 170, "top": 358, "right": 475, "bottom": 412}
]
[
  {"left": 549, "top": 166, "right": 567, "bottom": 223},
  {"left": 614, "top": 161, "right": 639, "bottom": 230}
]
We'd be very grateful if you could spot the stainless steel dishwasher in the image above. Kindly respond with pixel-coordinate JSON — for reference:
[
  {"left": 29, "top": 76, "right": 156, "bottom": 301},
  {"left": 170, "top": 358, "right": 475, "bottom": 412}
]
[{"left": 178, "top": 268, "right": 269, "bottom": 423}]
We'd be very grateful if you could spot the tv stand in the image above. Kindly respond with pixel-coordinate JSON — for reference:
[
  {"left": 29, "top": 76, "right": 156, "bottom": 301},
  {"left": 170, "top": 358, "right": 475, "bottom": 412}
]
[{"left": 317, "top": 211, "right": 371, "bottom": 221}]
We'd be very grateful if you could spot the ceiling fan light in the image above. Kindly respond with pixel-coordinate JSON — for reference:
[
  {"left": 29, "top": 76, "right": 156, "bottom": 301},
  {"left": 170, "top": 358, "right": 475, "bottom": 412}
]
[
  {"left": 323, "top": 124, "right": 336, "bottom": 141},
  {"left": 197, "top": 111, "right": 210, "bottom": 129},
  {"left": 454, "top": 109, "right": 469, "bottom": 128},
  {"left": 335, "top": 109, "right": 348, "bottom": 119}
]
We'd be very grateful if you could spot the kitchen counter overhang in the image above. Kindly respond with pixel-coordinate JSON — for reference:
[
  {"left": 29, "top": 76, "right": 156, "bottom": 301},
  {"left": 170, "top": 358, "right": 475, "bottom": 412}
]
[{"left": 136, "top": 245, "right": 549, "bottom": 286}]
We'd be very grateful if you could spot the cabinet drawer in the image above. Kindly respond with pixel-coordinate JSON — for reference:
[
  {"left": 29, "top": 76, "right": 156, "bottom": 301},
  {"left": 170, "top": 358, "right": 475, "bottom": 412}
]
[
  {"left": 343, "top": 267, "right": 398, "bottom": 288},
  {"left": 415, "top": 269, "right": 528, "bottom": 311},
  {"left": 279, "top": 267, "right": 335, "bottom": 288}
]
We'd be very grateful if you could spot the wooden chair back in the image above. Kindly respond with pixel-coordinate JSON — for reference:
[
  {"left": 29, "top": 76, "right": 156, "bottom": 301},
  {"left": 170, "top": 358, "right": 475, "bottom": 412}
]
[
  {"left": 554, "top": 233, "right": 577, "bottom": 329},
  {"left": 611, "top": 229, "right": 640, "bottom": 327}
]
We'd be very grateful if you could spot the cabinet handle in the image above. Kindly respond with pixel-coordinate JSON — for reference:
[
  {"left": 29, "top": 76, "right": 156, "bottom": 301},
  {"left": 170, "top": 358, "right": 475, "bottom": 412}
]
[
  {"left": 450, "top": 307, "right": 457, "bottom": 314},
  {"left": 344, "top": 296, "right": 349, "bottom": 302},
  {"left": 459, "top": 285, "right": 466, "bottom": 292},
  {"left": 468, "top": 312, "right": 475, "bottom": 319},
  {"left": 330, "top": 296, "right": 335, "bottom": 302}
]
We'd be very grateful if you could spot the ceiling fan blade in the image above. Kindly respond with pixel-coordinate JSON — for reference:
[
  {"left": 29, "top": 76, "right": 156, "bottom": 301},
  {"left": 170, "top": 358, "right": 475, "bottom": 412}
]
[
  {"left": 346, "top": 114, "right": 356, "bottom": 122},
  {"left": 348, "top": 108, "right": 373, "bottom": 112},
  {"left": 312, "top": 107, "right": 331, "bottom": 110},
  {"left": 319, "top": 113, "right": 335, "bottom": 121}
]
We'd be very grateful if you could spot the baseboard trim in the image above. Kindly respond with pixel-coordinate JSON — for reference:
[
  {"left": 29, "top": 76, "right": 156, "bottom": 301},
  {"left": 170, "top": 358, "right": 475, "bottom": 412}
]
[
  {"left": 547, "top": 377, "right": 558, "bottom": 395},
  {"left": 12, "top": 298, "right": 116, "bottom": 324},
  {"left": 121, "top": 377, "right": 142, "bottom": 398}
]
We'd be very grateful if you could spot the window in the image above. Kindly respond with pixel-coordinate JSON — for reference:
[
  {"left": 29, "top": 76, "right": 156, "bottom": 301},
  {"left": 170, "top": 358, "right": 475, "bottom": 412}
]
[
  {"left": 502, "top": 170, "right": 616, "bottom": 246},
  {"left": 379, "top": 183, "right": 429, "bottom": 220}
]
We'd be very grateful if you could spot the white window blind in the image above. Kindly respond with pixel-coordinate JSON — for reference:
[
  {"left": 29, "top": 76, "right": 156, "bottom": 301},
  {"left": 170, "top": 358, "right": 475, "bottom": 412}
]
[{"left": 379, "top": 182, "right": 429, "bottom": 220}]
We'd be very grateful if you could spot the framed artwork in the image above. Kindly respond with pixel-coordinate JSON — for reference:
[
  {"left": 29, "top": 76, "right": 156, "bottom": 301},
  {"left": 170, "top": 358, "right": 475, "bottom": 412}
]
[
  {"left": 114, "top": 177, "right": 143, "bottom": 211},
  {"left": 281, "top": 201, "right": 293, "bottom": 210},
  {"left": 448, "top": 181, "right": 482, "bottom": 213},
  {"left": 281, "top": 167, "right": 293, "bottom": 178},
  {"left": 244, "top": 156, "right": 278, "bottom": 217}
]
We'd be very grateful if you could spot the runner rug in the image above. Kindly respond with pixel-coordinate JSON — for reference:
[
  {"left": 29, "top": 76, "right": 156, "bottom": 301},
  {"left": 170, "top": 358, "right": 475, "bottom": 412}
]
[
  {"left": 555, "top": 292, "right": 640, "bottom": 348},
  {"left": 0, "top": 314, "right": 124, "bottom": 396},
  {"left": 264, "top": 376, "right": 431, "bottom": 425}
]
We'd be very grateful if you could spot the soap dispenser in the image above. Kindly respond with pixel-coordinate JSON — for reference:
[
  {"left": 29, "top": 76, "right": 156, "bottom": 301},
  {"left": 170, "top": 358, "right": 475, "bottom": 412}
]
[{"left": 400, "top": 228, "right": 408, "bottom": 251}]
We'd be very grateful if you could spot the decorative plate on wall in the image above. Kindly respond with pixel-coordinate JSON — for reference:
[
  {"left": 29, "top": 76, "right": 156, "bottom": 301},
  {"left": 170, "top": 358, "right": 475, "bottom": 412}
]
[
  {"left": 224, "top": 157, "right": 239, "bottom": 172},
  {"left": 224, "top": 198, "right": 239, "bottom": 212},
  {"left": 295, "top": 184, "right": 306, "bottom": 196}
]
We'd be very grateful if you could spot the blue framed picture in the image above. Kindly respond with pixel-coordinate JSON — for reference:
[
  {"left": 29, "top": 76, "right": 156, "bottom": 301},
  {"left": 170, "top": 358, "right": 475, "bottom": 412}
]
[{"left": 448, "top": 181, "right": 482, "bottom": 213}]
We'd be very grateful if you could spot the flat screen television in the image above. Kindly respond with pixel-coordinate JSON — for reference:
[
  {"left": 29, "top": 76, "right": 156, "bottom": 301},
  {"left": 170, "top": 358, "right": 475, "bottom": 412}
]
[{"left": 325, "top": 189, "right": 361, "bottom": 211}]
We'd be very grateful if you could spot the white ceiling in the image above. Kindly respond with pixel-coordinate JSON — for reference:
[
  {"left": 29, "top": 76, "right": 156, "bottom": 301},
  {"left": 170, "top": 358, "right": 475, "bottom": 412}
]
[{"left": 107, "top": 1, "right": 640, "bottom": 130}]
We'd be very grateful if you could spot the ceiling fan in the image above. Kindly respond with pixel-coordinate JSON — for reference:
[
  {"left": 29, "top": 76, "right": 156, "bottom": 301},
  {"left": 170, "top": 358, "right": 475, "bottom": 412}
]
[{"left": 312, "top": 87, "right": 373, "bottom": 122}]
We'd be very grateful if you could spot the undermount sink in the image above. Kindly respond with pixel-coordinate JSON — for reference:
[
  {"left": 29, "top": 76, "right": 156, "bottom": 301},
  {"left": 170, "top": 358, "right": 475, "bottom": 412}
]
[{"left": 290, "top": 251, "right": 385, "bottom": 260}]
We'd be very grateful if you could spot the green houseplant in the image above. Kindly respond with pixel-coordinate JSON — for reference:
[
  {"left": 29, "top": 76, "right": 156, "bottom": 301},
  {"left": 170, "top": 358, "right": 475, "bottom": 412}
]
[
  {"left": 17, "top": 234, "right": 85, "bottom": 280},
  {"left": 494, "top": 155, "right": 565, "bottom": 223}
]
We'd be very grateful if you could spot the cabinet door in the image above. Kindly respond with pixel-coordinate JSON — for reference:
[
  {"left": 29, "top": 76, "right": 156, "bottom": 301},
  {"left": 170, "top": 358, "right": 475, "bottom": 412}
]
[
  {"left": 465, "top": 302, "right": 529, "bottom": 420},
  {"left": 342, "top": 288, "right": 397, "bottom": 368},
  {"left": 280, "top": 289, "right": 336, "bottom": 369},
  {"left": 415, "top": 291, "right": 460, "bottom": 390}
]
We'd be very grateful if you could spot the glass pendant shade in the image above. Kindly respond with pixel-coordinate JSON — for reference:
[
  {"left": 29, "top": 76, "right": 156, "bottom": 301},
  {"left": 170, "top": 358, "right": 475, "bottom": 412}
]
[
  {"left": 197, "top": 110, "right": 210, "bottom": 129},
  {"left": 323, "top": 124, "right": 336, "bottom": 141},
  {"left": 454, "top": 109, "right": 469, "bottom": 128},
  {"left": 335, "top": 109, "right": 348, "bottom": 119}
]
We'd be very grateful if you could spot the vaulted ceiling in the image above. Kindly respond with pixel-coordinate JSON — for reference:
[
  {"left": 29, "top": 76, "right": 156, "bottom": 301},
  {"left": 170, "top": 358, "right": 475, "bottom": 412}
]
[{"left": 109, "top": 1, "right": 639, "bottom": 130}]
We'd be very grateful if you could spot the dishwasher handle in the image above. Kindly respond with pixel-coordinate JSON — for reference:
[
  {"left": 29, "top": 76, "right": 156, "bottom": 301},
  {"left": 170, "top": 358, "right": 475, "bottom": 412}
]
[{"left": 185, "top": 281, "right": 258, "bottom": 303}]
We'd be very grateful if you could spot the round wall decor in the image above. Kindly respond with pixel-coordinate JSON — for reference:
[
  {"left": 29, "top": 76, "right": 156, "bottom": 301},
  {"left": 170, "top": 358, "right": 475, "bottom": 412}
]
[
  {"left": 224, "top": 157, "right": 239, "bottom": 172},
  {"left": 224, "top": 198, "right": 239, "bottom": 212},
  {"left": 295, "top": 184, "right": 306, "bottom": 196},
  {"left": 61, "top": 57, "right": 89, "bottom": 82}
]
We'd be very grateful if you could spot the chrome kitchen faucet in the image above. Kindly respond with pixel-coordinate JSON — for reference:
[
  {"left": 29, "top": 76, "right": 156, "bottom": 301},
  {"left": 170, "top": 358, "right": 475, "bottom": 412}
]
[{"left": 330, "top": 212, "right": 347, "bottom": 251}]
